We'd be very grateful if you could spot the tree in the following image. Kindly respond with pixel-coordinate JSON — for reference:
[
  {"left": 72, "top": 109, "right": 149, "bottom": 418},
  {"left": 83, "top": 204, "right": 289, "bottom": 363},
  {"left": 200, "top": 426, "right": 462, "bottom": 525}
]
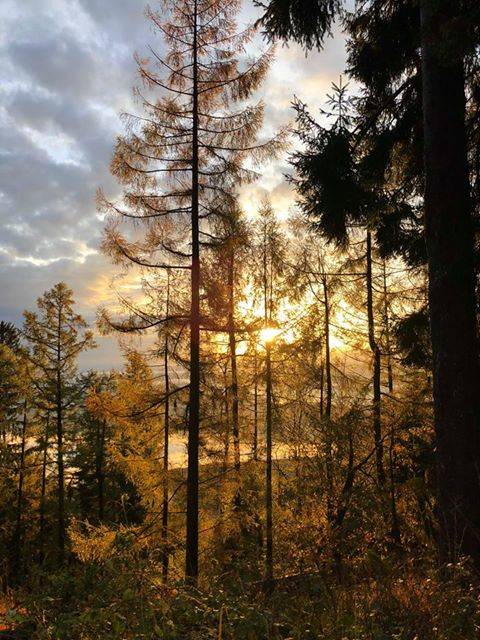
[
  {"left": 72, "top": 373, "right": 116, "bottom": 524},
  {"left": 290, "top": 83, "right": 390, "bottom": 492},
  {"left": 203, "top": 207, "right": 251, "bottom": 508},
  {"left": 0, "top": 321, "right": 20, "bottom": 351},
  {"left": 100, "top": 0, "right": 285, "bottom": 582},
  {"left": 161, "top": 272, "right": 172, "bottom": 582},
  {"left": 419, "top": 0, "right": 480, "bottom": 565},
  {"left": 38, "top": 408, "right": 51, "bottom": 566},
  {"left": 366, "top": 230, "right": 385, "bottom": 486},
  {"left": 253, "top": 199, "right": 286, "bottom": 589},
  {"left": 23, "top": 283, "right": 95, "bottom": 562},
  {"left": 94, "top": 350, "right": 171, "bottom": 541},
  {"left": 257, "top": 0, "right": 480, "bottom": 566},
  {"left": 0, "top": 342, "right": 28, "bottom": 582},
  {"left": 0, "top": 344, "right": 23, "bottom": 443},
  {"left": 347, "top": 0, "right": 480, "bottom": 565},
  {"left": 255, "top": 0, "right": 342, "bottom": 50},
  {"left": 288, "top": 218, "right": 344, "bottom": 526}
]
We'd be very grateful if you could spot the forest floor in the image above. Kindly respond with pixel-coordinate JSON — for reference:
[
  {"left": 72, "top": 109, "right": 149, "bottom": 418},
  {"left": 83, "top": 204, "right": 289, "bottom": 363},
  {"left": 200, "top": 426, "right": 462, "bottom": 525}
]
[{"left": 0, "top": 599, "right": 30, "bottom": 639}]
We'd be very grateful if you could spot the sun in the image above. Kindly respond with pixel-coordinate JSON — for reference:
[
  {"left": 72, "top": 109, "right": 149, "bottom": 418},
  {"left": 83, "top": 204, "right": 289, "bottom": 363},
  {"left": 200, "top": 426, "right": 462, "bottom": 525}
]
[{"left": 259, "top": 327, "right": 281, "bottom": 344}]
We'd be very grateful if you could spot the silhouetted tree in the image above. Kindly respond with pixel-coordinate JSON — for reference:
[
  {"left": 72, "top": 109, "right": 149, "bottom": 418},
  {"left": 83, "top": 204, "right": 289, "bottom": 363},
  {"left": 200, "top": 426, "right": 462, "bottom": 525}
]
[{"left": 258, "top": 0, "right": 480, "bottom": 566}]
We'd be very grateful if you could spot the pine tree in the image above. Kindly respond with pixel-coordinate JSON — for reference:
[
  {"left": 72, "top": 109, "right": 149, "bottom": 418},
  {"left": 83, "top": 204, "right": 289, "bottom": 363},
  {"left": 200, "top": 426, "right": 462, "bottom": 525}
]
[
  {"left": 346, "top": 0, "right": 480, "bottom": 564},
  {"left": 0, "top": 341, "right": 28, "bottom": 582},
  {"left": 95, "top": 350, "right": 168, "bottom": 531},
  {"left": 0, "top": 344, "right": 23, "bottom": 443},
  {"left": 0, "top": 321, "right": 20, "bottom": 352},
  {"left": 290, "top": 82, "right": 390, "bottom": 489},
  {"left": 73, "top": 373, "right": 115, "bottom": 524},
  {"left": 257, "top": 0, "right": 480, "bottom": 569},
  {"left": 23, "top": 283, "right": 95, "bottom": 562}
]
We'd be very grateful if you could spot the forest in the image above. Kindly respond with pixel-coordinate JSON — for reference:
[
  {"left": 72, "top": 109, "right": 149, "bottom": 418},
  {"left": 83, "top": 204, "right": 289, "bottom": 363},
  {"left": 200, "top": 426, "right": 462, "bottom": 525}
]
[{"left": 1, "top": 0, "right": 480, "bottom": 638}]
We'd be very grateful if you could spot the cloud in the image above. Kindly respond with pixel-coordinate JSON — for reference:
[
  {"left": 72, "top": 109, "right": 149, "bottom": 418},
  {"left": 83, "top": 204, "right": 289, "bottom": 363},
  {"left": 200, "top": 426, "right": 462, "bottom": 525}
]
[{"left": 0, "top": 0, "right": 348, "bottom": 368}]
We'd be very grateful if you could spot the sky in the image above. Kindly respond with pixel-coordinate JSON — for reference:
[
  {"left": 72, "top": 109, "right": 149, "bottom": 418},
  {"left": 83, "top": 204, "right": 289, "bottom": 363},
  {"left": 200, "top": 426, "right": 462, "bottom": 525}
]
[{"left": 0, "top": 0, "right": 349, "bottom": 370}]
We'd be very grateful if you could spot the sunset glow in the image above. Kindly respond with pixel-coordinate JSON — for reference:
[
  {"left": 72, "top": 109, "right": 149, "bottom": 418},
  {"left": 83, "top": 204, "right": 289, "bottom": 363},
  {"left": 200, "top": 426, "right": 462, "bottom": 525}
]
[
  {"left": 259, "top": 326, "right": 281, "bottom": 344},
  {"left": 1, "top": 0, "right": 475, "bottom": 634}
]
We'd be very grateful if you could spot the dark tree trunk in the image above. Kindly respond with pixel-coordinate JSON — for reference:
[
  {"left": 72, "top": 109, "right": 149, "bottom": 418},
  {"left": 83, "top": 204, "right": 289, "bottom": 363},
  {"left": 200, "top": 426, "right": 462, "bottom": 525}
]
[
  {"left": 319, "top": 363, "right": 324, "bottom": 418},
  {"left": 420, "top": 0, "right": 480, "bottom": 566},
  {"left": 382, "top": 259, "right": 394, "bottom": 394},
  {"left": 39, "top": 415, "right": 49, "bottom": 566},
  {"left": 322, "top": 275, "right": 334, "bottom": 524},
  {"left": 322, "top": 276, "right": 332, "bottom": 420},
  {"left": 216, "top": 366, "right": 231, "bottom": 542},
  {"left": 253, "top": 349, "right": 258, "bottom": 461},
  {"left": 186, "top": 0, "right": 200, "bottom": 583},
  {"left": 223, "top": 365, "right": 231, "bottom": 471},
  {"left": 162, "top": 273, "right": 171, "bottom": 582},
  {"left": 12, "top": 402, "right": 27, "bottom": 580},
  {"left": 264, "top": 342, "right": 274, "bottom": 590},
  {"left": 56, "top": 371, "right": 65, "bottom": 562},
  {"left": 227, "top": 249, "right": 241, "bottom": 508},
  {"left": 56, "top": 305, "right": 65, "bottom": 563},
  {"left": 96, "top": 419, "right": 106, "bottom": 522},
  {"left": 382, "top": 260, "right": 400, "bottom": 542},
  {"left": 366, "top": 231, "right": 385, "bottom": 486}
]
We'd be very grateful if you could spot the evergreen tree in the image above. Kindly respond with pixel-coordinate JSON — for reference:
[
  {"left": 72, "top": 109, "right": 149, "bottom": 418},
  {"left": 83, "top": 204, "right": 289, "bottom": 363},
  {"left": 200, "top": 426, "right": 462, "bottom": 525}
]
[
  {"left": 257, "top": 0, "right": 480, "bottom": 566},
  {"left": 23, "top": 283, "right": 95, "bottom": 562},
  {"left": 73, "top": 373, "right": 115, "bottom": 524},
  {"left": 0, "top": 321, "right": 20, "bottom": 352},
  {"left": 0, "top": 342, "right": 28, "bottom": 584}
]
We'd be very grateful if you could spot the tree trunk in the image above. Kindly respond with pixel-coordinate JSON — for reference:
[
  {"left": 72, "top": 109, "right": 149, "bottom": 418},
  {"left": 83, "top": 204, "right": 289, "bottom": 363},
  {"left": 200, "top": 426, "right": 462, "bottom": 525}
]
[
  {"left": 366, "top": 231, "right": 385, "bottom": 486},
  {"left": 322, "top": 275, "right": 334, "bottom": 524},
  {"left": 322, "top": 276, "right": 332, "bottom": 420},
  {"left": 227, "top": 249, "right": 241, "bottom": 508},
  {"left": 186, "top": 0, "right": 200, "bottom": 583},
  {"left": 223, "top": 365, "right": 231, "bottom": 472},
  {"left": 382, "top": 260, "right": 399, "bottom": 542},
  {"left": 253, "top": 349, "right": 258, "bottom": 461},
  {"left": 263, "top": 221, "right": 274, "bottom": 591},
  {"left": 162, "top": 272, "right": 170, "bottom": 582},
  {"left": 96, "top": 419, "right": 106, "bottom": 522},
  {"left": 39, "top": 414, "right": 49, "bottom": 566},
  {"left": 319, "top": 363, "right": 324, "bottom": 418},
  {"left": 216, "top": 376, "right": 230, "bottom": 542},
  {"left": 382, "top": 259, "right": 394, "bottom": 393},
  {"left": 12, "top": 401, "right": 27, "bottom": 580},
  {"left": 420, "top": 0, "right": 480, "bottom": 566},
  {"left": 56, "top": 305, "right": 65, "bottom": 563},
  {"left": 264, "top": 341, "right": 274, "bottom": 590}
]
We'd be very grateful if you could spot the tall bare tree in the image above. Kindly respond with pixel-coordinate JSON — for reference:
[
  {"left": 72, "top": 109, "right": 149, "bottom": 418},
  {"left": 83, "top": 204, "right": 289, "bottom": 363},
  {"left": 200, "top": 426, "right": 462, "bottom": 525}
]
[{"left": 100, "top": 0, "right": 285, "bottom": 582}]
